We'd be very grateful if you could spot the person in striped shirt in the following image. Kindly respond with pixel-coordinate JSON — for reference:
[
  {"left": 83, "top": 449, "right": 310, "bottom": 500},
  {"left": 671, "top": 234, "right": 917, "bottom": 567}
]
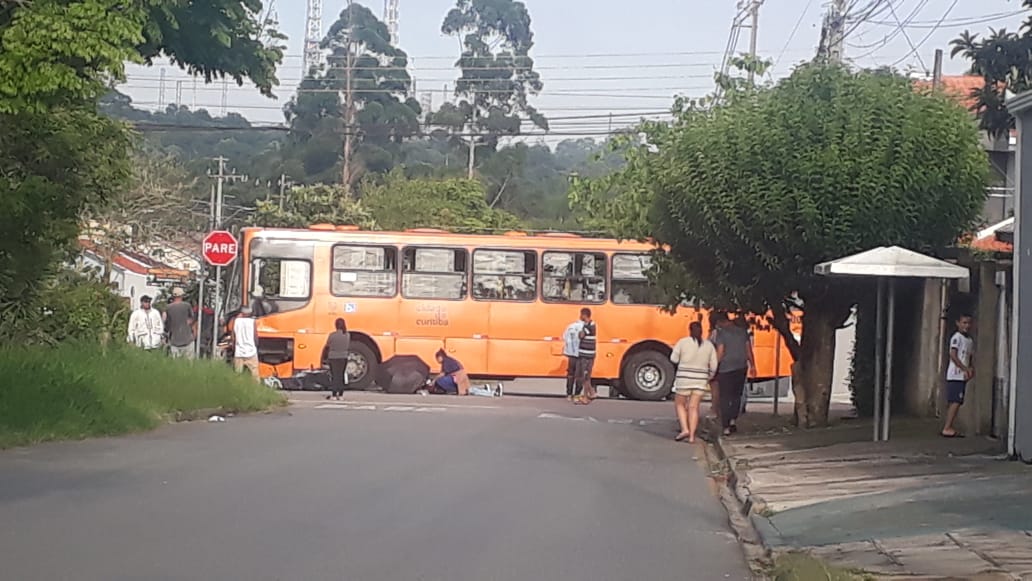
[
  {"left": 573, "top": 307, "right": 598, "bottom": 405},
  {"left": 670, "top": 321, "right": 719, "bottom": 443}
]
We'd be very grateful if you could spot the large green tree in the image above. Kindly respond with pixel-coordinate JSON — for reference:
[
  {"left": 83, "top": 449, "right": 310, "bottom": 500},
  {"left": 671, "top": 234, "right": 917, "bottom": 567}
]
[
  {"left": 433, "top": 0, "right": 547, "bottom": 152},
  {"left": 0, "top": 0, "right": 283, "bottom": 312},
  {"left": 280, "top": 3, "right": 421, "bottom": 185},
  {"left": 573, "top": 65, "right": 987, "bottom": 426},
  {"left": 952, "top": 1, "right": 1032, "bottom": 137}
]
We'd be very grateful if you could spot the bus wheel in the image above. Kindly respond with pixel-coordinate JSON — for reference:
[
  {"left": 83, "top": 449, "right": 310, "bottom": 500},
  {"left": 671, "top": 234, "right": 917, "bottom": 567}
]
[
  {"left": 620, "top": 351, "right": 674, "bottom": 401},
  {"left": 346, "top": 342, "right": 378, "bottom": 390}
]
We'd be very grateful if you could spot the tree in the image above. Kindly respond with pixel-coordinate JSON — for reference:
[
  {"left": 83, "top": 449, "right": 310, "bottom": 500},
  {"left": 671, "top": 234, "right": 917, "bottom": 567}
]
[
  {"left": 0, "top": 107, "right": 132, "bottom": 308},
  {"left": 433, "top": 0, "right": 547, "bottom": 150},
  {"left": 280, "top": 3, "right": 422, "bottom": 185},
  {"left": 0, "top": 0, "right": 284, "bottom": 113},
  {"left": 573, "top": 65, "right": 987, "bottom": 427},
  {"left": 80, "top": 150, "right": 200, "bottom": 277},
  {"left": 251, "top": 185, "right": 376, "bottom": 229},
  {"left": 0, "top": 0, "right": 283, "bottom": 315},
  {"left": 361, "top": 173, "right": 520, "bottom": 232},
  {"left": 952, "top": 1, "right": 1032, "bottom": 137}
]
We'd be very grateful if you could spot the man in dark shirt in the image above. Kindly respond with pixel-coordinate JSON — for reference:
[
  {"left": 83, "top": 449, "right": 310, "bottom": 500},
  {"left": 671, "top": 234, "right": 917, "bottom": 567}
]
[
  {"left": 164, "top": 288, "right": 196, "bottom": 359},
  {"left": 712, "top": 313, "right": 755, "bottom": 435},
  {"left": 574, "top": 308, "right": 597, "bottom": 404}
]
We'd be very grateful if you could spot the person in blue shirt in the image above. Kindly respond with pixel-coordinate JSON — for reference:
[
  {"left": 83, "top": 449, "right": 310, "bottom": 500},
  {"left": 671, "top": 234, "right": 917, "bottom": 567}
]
[
  {"left": 562, "top": 317, "right": 584, "bottom": 401},
  {"left": 433, "top": 348, "right": 470, "bottom": 395}
]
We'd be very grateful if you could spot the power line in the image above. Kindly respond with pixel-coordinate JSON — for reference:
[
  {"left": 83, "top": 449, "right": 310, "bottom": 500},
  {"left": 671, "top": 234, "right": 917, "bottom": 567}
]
[
  {"left": 865, "top": 9, "right": 1024, "bottom": 28},
  {"left": 849, "top": 0, "right": 931, "bottom": 51},
  {"left": 889, "top": 0, "right": 960, "bottom": 68},
  {"left": 775, "top": 0, "right": 817, "bottom": 69},
  {"left": 887, "top": 0, "right": 930, "bottom": 72}
]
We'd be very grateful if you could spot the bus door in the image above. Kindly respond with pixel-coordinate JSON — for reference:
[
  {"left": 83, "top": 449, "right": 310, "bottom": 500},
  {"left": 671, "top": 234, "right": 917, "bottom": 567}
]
[
  {"left": 537, "top": 250, "right": 610, "bottom": 377},
  {"left": 470, "top": 248, "right": 546, "bottom": 377},
  {"left": 395, "top": 247, "right": 487, "bottom": 373},
  {"left": 248, "top": 237, "right": 316, "bottom": 377}
]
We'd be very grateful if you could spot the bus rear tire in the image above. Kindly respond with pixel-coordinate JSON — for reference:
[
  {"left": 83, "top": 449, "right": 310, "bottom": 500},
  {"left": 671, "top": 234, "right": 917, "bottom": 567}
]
[
  {"left": 620, "top": 351, "right": 674, "bottom": 401},
  {"left": 346, "top": 341, "right": 378, "bottom": 390}
]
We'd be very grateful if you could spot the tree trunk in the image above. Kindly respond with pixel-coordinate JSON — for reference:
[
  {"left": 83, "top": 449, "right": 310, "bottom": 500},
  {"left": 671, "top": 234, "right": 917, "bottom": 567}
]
[{"left": 790, "top": 297, "right": 843, "bottom": 427}]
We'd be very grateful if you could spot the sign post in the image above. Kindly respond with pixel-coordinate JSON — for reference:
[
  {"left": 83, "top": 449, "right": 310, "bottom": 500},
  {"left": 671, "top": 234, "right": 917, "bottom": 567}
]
[{"left": 202, "top": 230, "right": 238, "bottom": 360}]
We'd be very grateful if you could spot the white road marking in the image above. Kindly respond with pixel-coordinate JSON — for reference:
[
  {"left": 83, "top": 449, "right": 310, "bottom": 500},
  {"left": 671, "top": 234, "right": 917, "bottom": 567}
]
[
  {"left": 537, "top": 413, "right": 669, "bottom": 427},
  {"left": 314, "top": 404, "right": 446, "bottom": 413},
  {"left": 292, "top": 398, "right": 501, "bottom": 410}
]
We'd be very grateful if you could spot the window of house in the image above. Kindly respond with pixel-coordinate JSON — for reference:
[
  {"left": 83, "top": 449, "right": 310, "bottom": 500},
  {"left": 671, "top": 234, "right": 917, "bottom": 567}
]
[
  {"left": 471, "top": 249, "right": 537, "bottom": 302},
  {"left": 611, "top": 253, "right": 667, "bottom": 305},
  {"left": 402, "top": 247, "right": 468, "bottom": 300},
  {"left": 331, "top": 245, "right": 398, "bottom": 297},
  {"left": 542, "top": 251, "right": 607, "bottom": 304}
]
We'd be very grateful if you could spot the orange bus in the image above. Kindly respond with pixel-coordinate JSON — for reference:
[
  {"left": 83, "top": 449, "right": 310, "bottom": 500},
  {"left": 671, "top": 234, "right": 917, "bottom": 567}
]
[{"left": 226, "top": 226, "right": 793, "bottom": 400}]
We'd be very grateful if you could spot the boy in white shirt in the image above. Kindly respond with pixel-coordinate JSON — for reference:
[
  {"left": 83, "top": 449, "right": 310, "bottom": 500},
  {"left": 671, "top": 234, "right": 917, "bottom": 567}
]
[
  {"left": 232, "top": 305, "right": 260, "bottom": 379},
  {"left": 942, "top": 314, "right": 974, "bottom": 438}
]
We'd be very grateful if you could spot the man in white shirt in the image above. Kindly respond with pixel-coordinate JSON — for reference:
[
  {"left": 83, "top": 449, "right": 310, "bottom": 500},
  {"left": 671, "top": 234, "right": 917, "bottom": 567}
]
[
  {"left": 127, "top": 295, "right": 164, "bottom": 350},
  {"left": 232, "top": 305, "right": 260, "bottom": 379},
  {"left": 942, "top": 314, "right": 975, "bottom": 438}
]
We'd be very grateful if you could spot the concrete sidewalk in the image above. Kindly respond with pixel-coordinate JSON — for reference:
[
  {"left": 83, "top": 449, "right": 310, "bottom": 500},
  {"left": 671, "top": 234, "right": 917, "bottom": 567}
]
[{"left": 719, "top": 412, "right": 1032, "bottom": 579}]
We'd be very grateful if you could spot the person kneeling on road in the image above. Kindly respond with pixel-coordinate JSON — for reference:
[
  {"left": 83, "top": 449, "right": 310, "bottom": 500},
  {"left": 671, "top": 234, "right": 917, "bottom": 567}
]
[{"left": 427, "top": 349, "right": 502, "bottom": 397}]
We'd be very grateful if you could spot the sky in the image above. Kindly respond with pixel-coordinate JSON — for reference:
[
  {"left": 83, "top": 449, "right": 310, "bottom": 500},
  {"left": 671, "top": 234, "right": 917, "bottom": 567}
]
[{"left": 121, "top": 0, "right": 1028, "bottom": 135}]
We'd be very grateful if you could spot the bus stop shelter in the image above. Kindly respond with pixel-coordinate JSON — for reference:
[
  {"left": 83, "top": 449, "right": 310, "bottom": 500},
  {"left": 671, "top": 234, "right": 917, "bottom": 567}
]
[{"left": 815, "top": 246, "right": 969, "bottom": 441}]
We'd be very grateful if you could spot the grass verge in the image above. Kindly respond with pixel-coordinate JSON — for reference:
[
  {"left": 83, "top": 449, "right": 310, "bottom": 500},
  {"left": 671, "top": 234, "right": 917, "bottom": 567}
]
[
  {"left": 0, "top": 343, "right": 285, "bottom": 448},
  {"left": 770, "top": 552, "right": 873, "bottom": 581}
]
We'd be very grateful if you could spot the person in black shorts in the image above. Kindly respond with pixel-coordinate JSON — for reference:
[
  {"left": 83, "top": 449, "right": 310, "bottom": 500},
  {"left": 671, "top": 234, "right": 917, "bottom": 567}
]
[
  {"left": 942, "top": 315, "right": 974, "bottom": 438},
  {"left": 574, "top": 308, "right": 597, "bottom": 405}
]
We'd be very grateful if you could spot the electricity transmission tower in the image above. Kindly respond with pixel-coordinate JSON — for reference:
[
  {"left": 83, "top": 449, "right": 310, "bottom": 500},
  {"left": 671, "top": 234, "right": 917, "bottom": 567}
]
[
  {"left": 303, "top": 0, "right": 324, "bottom": 75},
  {"left": 384, "top": 0, "right": 399, "bottom": 46}
]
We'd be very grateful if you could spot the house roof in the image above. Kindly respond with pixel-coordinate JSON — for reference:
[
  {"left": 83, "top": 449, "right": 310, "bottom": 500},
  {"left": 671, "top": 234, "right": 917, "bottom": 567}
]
[
  {"left": 814, "top": 246, "right": 970, "bottom": 279},
  {"left": 78, "top": 239, "right": 187, "bottom": 276},
  {"left": 966, "top": 217, "right": 1014, "bottom": 253}
]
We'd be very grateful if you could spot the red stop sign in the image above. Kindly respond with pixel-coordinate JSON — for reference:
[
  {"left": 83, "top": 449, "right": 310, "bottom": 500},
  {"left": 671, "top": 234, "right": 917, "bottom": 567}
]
[{"left": 202, "top": 230, "right": 238, "bottom": 267}]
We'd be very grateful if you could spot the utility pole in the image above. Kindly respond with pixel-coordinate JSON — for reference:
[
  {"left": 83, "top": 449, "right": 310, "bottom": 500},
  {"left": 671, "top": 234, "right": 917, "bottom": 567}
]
[
  {"left": 208, "top": 157, "right": 246, "bottom": 359},
  {"left": 342, "top": 41, "right": 355, "bottom": 192},
  {"left": 747, "top": 0, "right": 762, "bottom": 86},
  {"left": 341, "top": 0, "right": 356, "bottom": 194},
  {"left": 818, "top": 0, "right": 848, "bottom": 63},
  {"left": 158, "top": 68, "right": 167, "bottom": 109},
  {"left": 932, "top": 49, "right": 944, "bottom": 89},
  {"left": 467, "top": 91, "right": 478, "bottom": 179},
  {"left": 278, "top": 174, "right": 290, "bottom": 211}
]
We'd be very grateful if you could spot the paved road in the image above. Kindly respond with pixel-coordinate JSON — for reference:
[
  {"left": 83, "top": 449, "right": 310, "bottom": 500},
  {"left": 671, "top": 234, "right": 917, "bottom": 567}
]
[{"left": 0, "top": 393, "right": 752, "bottom": 581}]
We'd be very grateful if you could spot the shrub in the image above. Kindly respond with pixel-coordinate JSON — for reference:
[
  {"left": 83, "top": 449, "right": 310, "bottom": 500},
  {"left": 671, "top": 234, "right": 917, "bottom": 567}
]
[{"left": 0, "top": 343, "right": 284, "bottom": 448}]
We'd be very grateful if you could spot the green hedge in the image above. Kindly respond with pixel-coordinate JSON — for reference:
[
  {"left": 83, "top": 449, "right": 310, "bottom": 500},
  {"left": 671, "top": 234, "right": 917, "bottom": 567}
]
[{"left": 0, "top": 344, "right": 284, "bottom": 448}]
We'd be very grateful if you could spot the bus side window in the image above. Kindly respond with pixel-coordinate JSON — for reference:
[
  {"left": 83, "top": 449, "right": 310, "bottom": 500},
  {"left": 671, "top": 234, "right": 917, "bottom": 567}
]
[
  {"left": 472, "top": 249, "right": 537, "bottom": 302},
  {"left": 331, "top": 245, "right": 398, "bottom": 297},
  {"left": 611, "top": 253, "right": 667, "bottom": 306},
  {"left": 542, "top": 251, "right": 607, "bottom": 304},
  {"left": 402, "top": 247, "right": 468, "bottom": 300}
]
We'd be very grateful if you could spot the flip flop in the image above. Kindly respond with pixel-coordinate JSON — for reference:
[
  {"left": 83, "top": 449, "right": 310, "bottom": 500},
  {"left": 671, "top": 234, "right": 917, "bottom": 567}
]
[
  {"left": 941, "top": 432, "right": 965, "bottom": 438},
  {"left": 675, "top": 433, "right": 690, "bottom": 442}
]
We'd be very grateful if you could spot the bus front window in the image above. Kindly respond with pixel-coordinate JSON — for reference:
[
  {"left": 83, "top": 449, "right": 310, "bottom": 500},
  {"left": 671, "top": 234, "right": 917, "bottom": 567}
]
[{"left": 249, "top": 256, "right": 312, "bottom": 315}]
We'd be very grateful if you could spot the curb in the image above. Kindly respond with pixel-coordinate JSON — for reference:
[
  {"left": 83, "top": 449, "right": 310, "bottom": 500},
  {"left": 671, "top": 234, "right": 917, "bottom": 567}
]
[
  {"left": 706, "top": 422, "right": 786, "bottom": 550},
  {"left": 702, "top": 420, "right": 774, "bottom": 575}
]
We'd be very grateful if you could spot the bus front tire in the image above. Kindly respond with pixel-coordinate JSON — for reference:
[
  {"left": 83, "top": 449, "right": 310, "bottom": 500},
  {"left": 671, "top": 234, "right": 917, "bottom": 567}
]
[
  {"left": 620, "top": 351, "right": 674, "bottom": 401},
  {"left": 346, "top": 342, "right": 378, "bottom": 390}
]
